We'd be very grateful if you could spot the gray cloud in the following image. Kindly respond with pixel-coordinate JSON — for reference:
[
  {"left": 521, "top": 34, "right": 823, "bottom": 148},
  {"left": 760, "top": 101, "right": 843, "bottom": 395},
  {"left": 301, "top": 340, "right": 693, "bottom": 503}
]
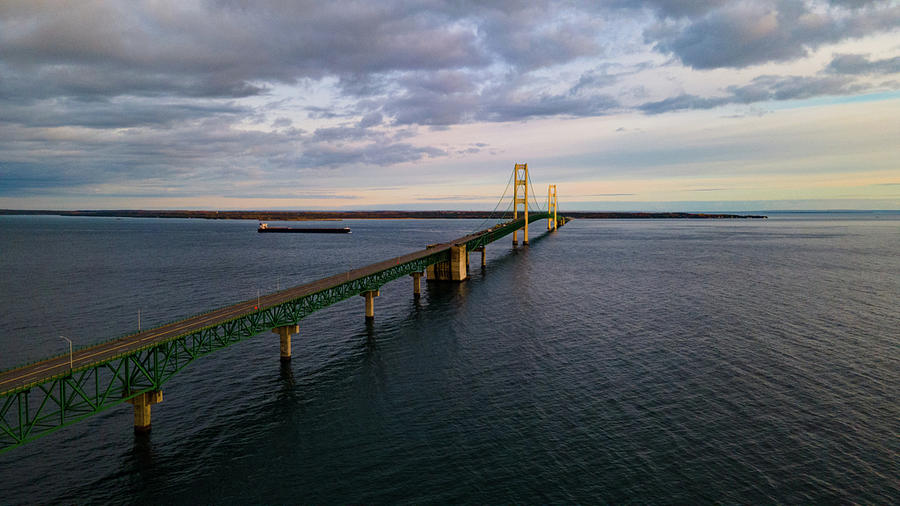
[
  {"left": 416, "top": 195, "right": 492, "bottom": 201},
  {"left": 481, "top": 91, "right": 620, "bottom": 122},
  {"left": 571, "top": 70, "right": 624, "bottom": 95},
  {"left": 0, "top": 1, "right": 604, "bottom": 105},
  {"left": 0, "top": 98, "right": 247, "bottom": 128},
  {"left": 646, "top": 0, "right": 900, "bottom": 69},
  {"left": 639, "top": 94, "right": 728, "bottom": 114},
  {"left": 731, "top": 75, "right": 863, "bottom": 101},
  {"left": 296, "top": 142, "right": 446, "bottom": 169},
  {"left": 2, "top": 0, "right": 894, "bottom": 128},
  {"left": 226, "top": 193, "right": 359, "bottom": 200},
  {"left": 383, "top": 73, "right": 621, "bottom": 126},
  {"left": 0, "top": 112, "right": 450, "bottom": 199},
  {"left": 826, "top": 53, "right": 900, "bottom": 75},
  {"left": 0, "top": 117, "right": 291, "bottom": 191},
  {"left": 386, "top": 92, "right": 478, "bottom": 126},
  {"left": 476, "top": 5, "right": 604, "bottom": 69},
  {"left": 305, "top": 106, "right": 347, "bottom": 120},
  {"left": 271, "top": 117, "right": 293, "bottom": 128},
  {"left": 828, "top": 0, "right": 887, "bottom": 8},
  {"left": 613, "top": 0, "right": 727, "bottom": 18},
  {"left": 640, "top": 74, "right": 865, "bottom": 113},
  {"left": 0, "top": 63, "right": 266, "bottom": 103},
  {"left": 311, "top": 126, "right": 379, "bottom": 143},
  {"left": 0, "top": 1, "right": 488, "bottom": 93},
  {"left": 1, "top": 0, "right": 897, "bottom": 201},
  {"left": 358, "top": 112, "right": 383, "bottom": 128}
]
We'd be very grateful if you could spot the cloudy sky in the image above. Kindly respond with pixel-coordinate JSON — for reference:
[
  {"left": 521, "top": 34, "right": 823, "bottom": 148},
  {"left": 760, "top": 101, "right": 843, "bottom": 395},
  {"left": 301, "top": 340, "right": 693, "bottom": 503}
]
[{"left": 1, "top": 0, "right": 898, "bottom": 211}]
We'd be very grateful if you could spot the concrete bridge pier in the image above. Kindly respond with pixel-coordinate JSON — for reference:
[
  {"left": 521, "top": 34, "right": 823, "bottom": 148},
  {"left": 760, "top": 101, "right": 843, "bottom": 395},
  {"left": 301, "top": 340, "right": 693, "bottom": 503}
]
[
  {"left": 361, "top": 290, "right": 380, "bottom": 320},
  {"left": 451, "top": 245, "right": 468, "bottom": 280},
  {"left": 410, "top": 272, "right": 423, "bottom": 297},
  {"left": 127, "top": 390, "right": 162, "bottom": 433},
  {"left": 475, "top": 246, "right": 486, "bottom": 268},
  {"left": 427, "top": 245, "right": 468, "bottom": 282},
  {"left": 272, "top": 324, "right": 299, "bottom": 362}
]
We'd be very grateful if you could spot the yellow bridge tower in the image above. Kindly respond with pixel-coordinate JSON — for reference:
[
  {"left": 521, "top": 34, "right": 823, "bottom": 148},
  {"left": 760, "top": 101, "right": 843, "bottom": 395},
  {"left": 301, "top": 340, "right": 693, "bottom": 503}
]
[
  {"left": 547, "top": 184, "right": 558, "bottom": 230},
  {"left": 512, "top": 163, "right": 529, "bottom": 246}
]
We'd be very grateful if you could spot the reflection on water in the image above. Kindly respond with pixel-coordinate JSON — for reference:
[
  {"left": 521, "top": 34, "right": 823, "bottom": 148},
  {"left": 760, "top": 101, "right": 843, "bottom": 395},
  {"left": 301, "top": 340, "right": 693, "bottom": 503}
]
[
  {"left": 0, "top": 215, "right": 898, "bottom": 504},
  {"left": 278, "top": 360, "right": 294, "bottom": 388}
]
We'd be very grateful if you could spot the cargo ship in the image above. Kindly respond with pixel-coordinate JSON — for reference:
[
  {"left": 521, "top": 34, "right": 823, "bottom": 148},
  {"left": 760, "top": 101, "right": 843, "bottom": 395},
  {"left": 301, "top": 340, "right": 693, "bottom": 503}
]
[{"left": 258, "top": 223, "right": 351, "bottom": 233}]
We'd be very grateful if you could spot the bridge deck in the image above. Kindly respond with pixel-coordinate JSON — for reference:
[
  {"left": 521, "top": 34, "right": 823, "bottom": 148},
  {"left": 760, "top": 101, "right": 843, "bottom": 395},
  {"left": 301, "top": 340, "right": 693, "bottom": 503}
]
[{"left": 0, "top": 221, "right": 537, "bottom": 396}]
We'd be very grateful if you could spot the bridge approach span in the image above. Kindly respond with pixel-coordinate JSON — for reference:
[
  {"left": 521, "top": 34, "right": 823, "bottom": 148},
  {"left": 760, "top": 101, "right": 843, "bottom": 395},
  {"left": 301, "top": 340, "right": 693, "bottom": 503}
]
[{"left": 0, "top": 212, "right": 557, "bottom": 452}]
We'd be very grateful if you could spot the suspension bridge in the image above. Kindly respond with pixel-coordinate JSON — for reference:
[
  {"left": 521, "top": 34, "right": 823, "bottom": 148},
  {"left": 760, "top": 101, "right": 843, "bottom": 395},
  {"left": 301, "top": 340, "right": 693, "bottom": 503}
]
[{"left": 0, "top": 164, "right": 563, "bottom": 453}]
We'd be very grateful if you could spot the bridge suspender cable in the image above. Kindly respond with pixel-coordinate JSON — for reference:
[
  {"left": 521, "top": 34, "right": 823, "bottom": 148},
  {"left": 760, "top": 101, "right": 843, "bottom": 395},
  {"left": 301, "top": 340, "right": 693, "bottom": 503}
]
[
  {"left": 526, "top": 168, "right": 545, "bottom": 213},
  {"left": 471, "top": 166, "right": 515, "bottom": 235}
]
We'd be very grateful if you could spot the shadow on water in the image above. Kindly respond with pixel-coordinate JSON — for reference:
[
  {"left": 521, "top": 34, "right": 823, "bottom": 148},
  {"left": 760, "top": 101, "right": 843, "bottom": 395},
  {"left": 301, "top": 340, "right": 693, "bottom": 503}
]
[
  {"left": 265, "top": 262, "right": 487, "bottom": 401},
  {"left": 76, "top": 430, "right": 160, "bottom": 504},
  {"left": 459, "top": 228, "right": 555, "bottom": 282},
  {"left": 422, "top": 227, "right": 558, "bottom": 306},
  {"left": 7, "top": 215, "right": 898, "bottom": 504},
  {"left": 363, "top": 318, "right": 377, "bottom": 349},
  {"left": 94, "top": 228, "right": 559, "bottom": 503},
  {"left": 423, "top": 277, "right": 469, "bottom": 303},
  {"left": 279, "top": 359, "right": 294, "bottom": 389},
  {"left": 130, "top": 431, "right": 156, "bottom": 479}
]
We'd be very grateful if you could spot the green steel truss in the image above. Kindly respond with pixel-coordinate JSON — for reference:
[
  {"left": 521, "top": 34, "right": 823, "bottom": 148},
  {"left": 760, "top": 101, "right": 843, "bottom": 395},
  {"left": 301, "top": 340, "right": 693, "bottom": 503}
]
[
  {"left": 464, "top": 212, "right": 551, "bottom": 251},
  {"left": 0, "top": 214, "right": 553, "bottom": 453}
]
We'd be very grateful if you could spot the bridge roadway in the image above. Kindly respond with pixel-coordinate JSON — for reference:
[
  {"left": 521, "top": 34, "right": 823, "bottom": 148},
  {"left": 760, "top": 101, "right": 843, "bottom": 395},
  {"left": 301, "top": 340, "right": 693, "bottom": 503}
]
[{"left": 0, "top": 217, "right": 548, "bottom": 396}]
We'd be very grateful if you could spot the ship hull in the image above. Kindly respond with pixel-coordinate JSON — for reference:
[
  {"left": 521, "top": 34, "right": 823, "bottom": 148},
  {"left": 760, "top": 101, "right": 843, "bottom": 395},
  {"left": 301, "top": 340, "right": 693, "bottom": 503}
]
[{"left": 258, "top": 227, "right": 350, "bottom": 233}]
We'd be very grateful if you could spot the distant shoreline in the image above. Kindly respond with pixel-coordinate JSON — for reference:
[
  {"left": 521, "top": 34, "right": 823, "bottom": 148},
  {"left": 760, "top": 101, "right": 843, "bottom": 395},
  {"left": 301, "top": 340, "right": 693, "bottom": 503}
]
[{"left": 0, "top": 209, "right": 767, "bottom": 220}]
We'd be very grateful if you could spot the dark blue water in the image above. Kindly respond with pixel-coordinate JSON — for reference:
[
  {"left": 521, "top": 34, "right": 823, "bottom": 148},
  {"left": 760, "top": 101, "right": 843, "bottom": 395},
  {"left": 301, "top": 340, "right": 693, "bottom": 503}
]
[{"left": 1, "top": 214, "right": 897, "bottom": 503}]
